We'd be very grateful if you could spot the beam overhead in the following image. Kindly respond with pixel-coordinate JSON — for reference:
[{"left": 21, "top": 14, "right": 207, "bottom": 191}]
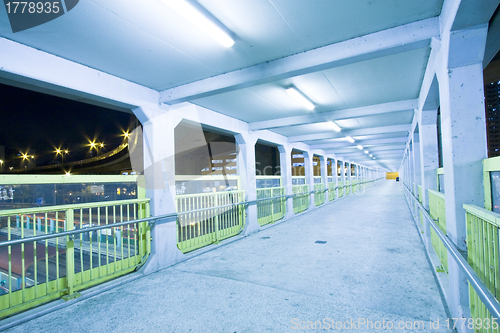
[
  {"left": 249, "top": 99, "right": 417, "bottom": 130},
  {"left": 159, "top": 18, "right": 439, "bottom": 104},
  {"left": 310, "top": 136, "right": 408, "bottom": 149},
  {"left": 288, "top": 124, "right": 411, "bottom": 142}
]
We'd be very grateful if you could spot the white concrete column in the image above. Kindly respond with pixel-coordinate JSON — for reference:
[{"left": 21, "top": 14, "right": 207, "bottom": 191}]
[
  {"left": 133, "top": 106, "right": 185, "bottom": 274},
  {"left": 340, "top": 160, "right": 345, "bottom": 194},
  {"left": 334, "top": 158, "right": 339, "bottom": 198},
  {"left": 320, "top": 155, "right": 328, "bottom": 202},
  {"left": 303, "top": 151, "right": 315, "bottom": 209},
  {"left": 278, "top": 144, "right": 294, "bottom": 219},
  {"left": 410, "top": 139, "right": 416, "bottom": 194},
  {"left": 235, "top": 132, "right": 260, "bottom": 236},
  {"left": 437, "top": 24, "right": 488, "bottom": 322},
  {"left": 346, "top": 162, "right": 351, "bottom": 194},
  {"left": 419, "top": 109, "right": 439, "bottom": 209},
  {"left": 413, "top": 131, "right": 421, "bottom": 192}
]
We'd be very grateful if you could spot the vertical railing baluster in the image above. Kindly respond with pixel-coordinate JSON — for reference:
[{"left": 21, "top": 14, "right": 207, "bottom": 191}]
[{"left": 65, "top": 209, "right": 75, "bottom": 296}]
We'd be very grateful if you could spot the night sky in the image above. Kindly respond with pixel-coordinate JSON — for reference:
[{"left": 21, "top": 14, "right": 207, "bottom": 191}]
[{"left": 0, "top": 83, "right": 135, "bottom": 164}]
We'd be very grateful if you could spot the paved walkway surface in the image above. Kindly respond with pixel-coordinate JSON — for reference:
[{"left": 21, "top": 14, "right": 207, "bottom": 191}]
[{"left": 4, "top": 180, "right": 452, "bottom": 332}]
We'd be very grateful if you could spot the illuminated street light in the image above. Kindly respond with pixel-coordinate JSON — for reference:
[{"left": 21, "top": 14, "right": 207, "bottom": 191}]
[
  {"left": 90, "top": 141, "right": 96, "bottom": 149},
  {"left": 22, "top": 153, "right": 28, "bottom": 160},
  {"left": 123, "top": 131, "right": 130, "bottom": 139},
  {"left": 99, "top": 143, "right": 104, "bottom": 148}
]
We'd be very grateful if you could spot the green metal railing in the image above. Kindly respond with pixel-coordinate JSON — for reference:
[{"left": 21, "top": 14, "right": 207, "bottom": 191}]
[
  {"left": 292, "top": 184, "right": 310, "bottom": 214},
  {"left": 176, "top": 191, "right": 245, "bottom": 253},
  {"left": 256, "top": 187, "right": 286, "bottom": 226},
  {"left": 338, "top": 181, "right": 344, "bottom": 198},
  {"left": 328, "top": 182, "right": 336, "bottom": 201},
  {"left": 0, "top": 198, "right": 150, "bottom": 319},
  {"left": 464, "top": 204, "right": 500, "bottom": 333},
  {"left": 428, "top": 189, "right": 448, "bottom": 273},
  {"left": 402, "top": 183, "right": 500, "bottom": 328},
  {"left": 418, "top": 185, "right": 423, "bottom": 226},
  {"left": 314, "top": 183, "right": 325, "bottom": 206}
]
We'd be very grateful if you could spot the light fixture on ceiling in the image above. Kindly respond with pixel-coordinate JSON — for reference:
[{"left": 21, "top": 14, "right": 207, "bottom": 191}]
[
  {"left": 327, "top": 121, "right": 341, "bottom": 132},
  {"left": 364, "top": 150, "right": 369, "bottom": 154},
  {"left": 345, "top": 136, "right": 355, "bottom": 143},
  {"left": 286, "top": 87, "right": 315, "bottom": 110},
  {"left": 162, "top": 0, "right": 235, "bottom": 47},
  {"left": 356, "top": 145, "right": 363, "bottom": 150},
  {"left": 369, "top": 154, "right": 373, "bottom": 157}
]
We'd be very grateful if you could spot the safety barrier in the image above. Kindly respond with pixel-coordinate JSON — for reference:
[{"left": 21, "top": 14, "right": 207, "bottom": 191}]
[
  {"left": 328, "top": 182, "right": 336, "bottom": 201},
  {"left": 428, "top": 189, "right": 448, "bottom": 273},
  {"left": 292, "top": 184, "right": 310, "bottom": 214},
  {"left": 256, "top": 187, "right": 286, "bottom": 226},
  {"left": 402, "top": 183, "right": 500, "bottom": 327},
  {"left": 314, "top": 184, "right": 325, "bottom": 206},
  {"left": 464, "top": 204, "right": 500, "bottom": 332},
  {"left": 0, "top": 198, "right": 150, "bottom": 319},
  {"left": 338, "top": 181, "right": 344, "bottom": 198},
  {"left": 176, "top": 191, "right": 245, "bottom": 253}
]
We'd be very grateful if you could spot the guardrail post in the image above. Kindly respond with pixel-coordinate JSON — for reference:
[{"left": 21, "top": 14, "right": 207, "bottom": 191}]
[
  {"left": 65, "top": 209, "right": 75, "bottom": 298},
  {"left": 214, "top": 195, "right": 220, "bottom": 242}
]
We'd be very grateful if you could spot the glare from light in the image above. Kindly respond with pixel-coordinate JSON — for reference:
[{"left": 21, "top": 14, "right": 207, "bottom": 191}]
[
  {"left": 356, "top": 145, "right": 363, "bottom": 150},
  {"left": 0, "top": 160, "right": 3, "bottom": 164},
  {"left": 22, "top": 153, "right": 28, "bottom": 160},
  {"left": 123, "top": 131, "right": 130, "bottom": 139},
  {"left": 100, "top": 143, "right": 104, "bottom": 148},
  {"left": 162, "top": 0, "right": 235, "bottom": 47},
  {"left": 345, "top": 136, "right": 355, "bottom": 143},
  {"left": 90, "top": 141, "right": 96, "bottom": 148},
  {"left": 65, "top": 172, "right": 71, "bottom": 176},
  {"left": 369, "top": 154, "right": 373, "bottom": 157},
  {"left": 64, "top": 150, "right": 69, "bottom": 154},
  {"left": 55, "top": 149, "right": 61, "bottom": 154},
  {"left": 327, "top": 121, "right": 341, "bottom": 132},
  {"left": 364, "top": 150, "right": 369, "bottom": 154},
  {"left": 286, "top": 87, "right": 315, "bottom": 110}
]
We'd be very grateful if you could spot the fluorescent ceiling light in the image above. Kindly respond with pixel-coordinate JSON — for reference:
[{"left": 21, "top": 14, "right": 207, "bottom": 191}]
[
  {"left": 286, "top": 87, "right": 314, "bottom": 110},
  {"left": 345, "top": 136, "right": 355, "bottom": 143},
  {"left": 163, "top": 0, "right": 235, "bottom": 47},
  {"left": 327, "top": 121, "right": 341, "bottom": 132},
  {"left": 356, "top": 145, "right": 363, "bottom": 150},
  {"left": 364, "top": 150, "right": 369, "bottom": 154}
]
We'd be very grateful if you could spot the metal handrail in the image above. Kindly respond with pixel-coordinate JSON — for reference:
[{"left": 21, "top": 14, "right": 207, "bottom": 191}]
[
  {"left": 0, "top": 178, "right": 383, "bottom": 248},
  {"left": 401, "top": 183, "right": 500, "bottom": 320}
]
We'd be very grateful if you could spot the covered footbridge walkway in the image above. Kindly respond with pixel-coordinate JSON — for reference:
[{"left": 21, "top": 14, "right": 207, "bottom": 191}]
[{"left": 2, "top": 181, "right": 453, "bottom": 332}]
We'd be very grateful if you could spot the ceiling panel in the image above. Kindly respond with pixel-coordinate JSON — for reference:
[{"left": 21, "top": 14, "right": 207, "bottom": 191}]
[
  {"left": 269, "top": 0, "right": 443, "bottom": 50},
  {"left": 324, "top": 47, "right": 431, "bottom": 108},
  {"left": 0, "top": 0, "right": 442, "bottom": 91}
]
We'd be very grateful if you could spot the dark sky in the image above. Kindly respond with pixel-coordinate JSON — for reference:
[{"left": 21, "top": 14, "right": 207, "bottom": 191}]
[{"left": 0, "top": 83, "right": 135, "bottom": 161}]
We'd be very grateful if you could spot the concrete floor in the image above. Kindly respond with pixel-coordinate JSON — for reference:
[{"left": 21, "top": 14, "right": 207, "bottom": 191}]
[{"left": 4, "top": 181, "right": 452, "bottom": 332}]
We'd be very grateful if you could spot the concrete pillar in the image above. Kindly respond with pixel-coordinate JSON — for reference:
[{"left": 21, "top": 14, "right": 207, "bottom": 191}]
[
  {"left": 436, "top": 24, "right": 488, "bottom": 322},
  {"left": 133, "top": 106, "right": 185, "bottom": 274},
  {"left": 340, "top": 160, "right": 345, "bottom": 195},
  {"left": 303, "top": 151, "right": 315, "bottom": 209},
  {"left": 413, "top": 130, "right": 421, "bottom": 193},
  {"left": 320, "top": 155, "right": 328, "bottom": 202},
  {"left": 235, "top": 133, "right": 260, "bottom": 236},
  {"left": 346, "top": 162, "right": 351, "bottom": 194},
  {"left": 278, "top": 144, "right": 294, "bottom": 219},
  {"left": 334, "top": 158, "right": 339, "bottom": 198},
  {"left": 419, "top": 109, "right": 439, "bottom": 209}
]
